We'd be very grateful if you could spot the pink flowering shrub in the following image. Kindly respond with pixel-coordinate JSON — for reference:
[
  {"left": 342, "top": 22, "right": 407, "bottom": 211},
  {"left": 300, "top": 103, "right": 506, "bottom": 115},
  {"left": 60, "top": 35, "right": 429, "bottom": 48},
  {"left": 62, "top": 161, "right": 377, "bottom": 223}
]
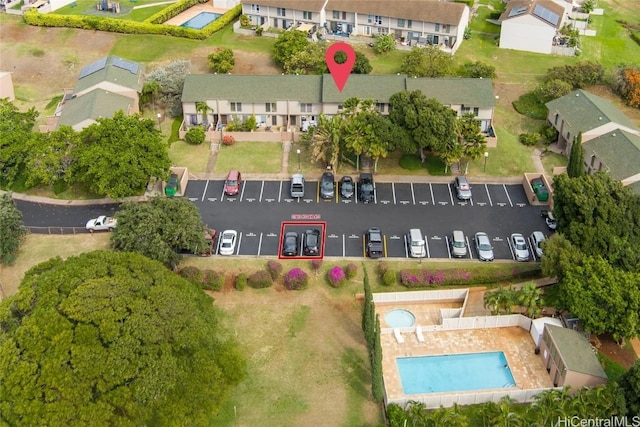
[
  {"left": 266, "top": 260, "right": 283, "bottom": 280},
  {"left": 327, "top": 266, "right": 346, "bottom": 288},
  {"left": 398, "top": 267, "right": 538, "bottom": 288},
  {"left": 284, "top": 268, "right": 309, "bottom": 290},
  {"left": 345, "top": 263, "right": 357, "bottom": 280},
  {"left": 311, "top": 258, "right": 323, "bottom": 272},
  {"left": 222, "top": 135, "right": 235, "bottom": 146}
]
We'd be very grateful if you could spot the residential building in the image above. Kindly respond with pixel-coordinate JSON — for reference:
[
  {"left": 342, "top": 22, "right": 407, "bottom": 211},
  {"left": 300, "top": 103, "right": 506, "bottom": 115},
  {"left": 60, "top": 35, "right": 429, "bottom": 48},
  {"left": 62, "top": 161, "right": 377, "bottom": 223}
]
[
  {"left": 42, "top": 55, "right": 145, "bottom": 132},
  {"left": 241, "top": 0, "right": 470, "bottom": 53},
  {"left": 181, "top": 74, "right": 495, "bottom": 132},
  {"left": 539, "top": 325, "right": 607, "bottom": 388},
  {"left": 0, "top": 71, "right": 15, "bottom": 102},
  {"left": 499, "top": 0, "right": 570, "bottom": 54},
  {"left": 545, "top": 89, "right": 640, "bottom": 190}
]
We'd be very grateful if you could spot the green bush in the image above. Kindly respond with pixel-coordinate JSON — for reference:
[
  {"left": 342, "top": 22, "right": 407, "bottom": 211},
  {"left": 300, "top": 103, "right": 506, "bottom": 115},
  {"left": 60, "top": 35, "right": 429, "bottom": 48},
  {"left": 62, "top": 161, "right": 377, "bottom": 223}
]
[
  {"left": 377, "top": 261, "right": 389, "bottom": 277},
  {"left": 519, "top": 133, "right": 541, "bottom": 146},
  {"left": 243, "top": 115, "right": 257, "bottom": 131},
  {"left": 185, "top": 126, "right": 205, "bottom": 145},
  {"left": 398, "top": 267, "right": 540, "bottom": 288},
  {"left": 179, "top": 266, "right": 204, "bottom": 285},
  {"left": 539, "top": 125, "right": 559, "bottom": 145},
  {"left": 345, "top": 263, "right": 357, "bottom": 280},
  {"left": 235, "top": 273, "right": 247, "bottom": 291},
  {"left": 249, "top": 270, "right": 272, "bottom": 288},
  {"left": 512, "top": 93, "right": 548, "bottom": 120},
  {"left": 382, "top": 270, "right": 396, "bottom": 286},
  {"left": 266, "top": 260, "right": 283, "bottom": 280},
  {"left": 399, "top": 154, "right": 423, "bottom": 170},
  {"left": 202, "top": 270, "right": 225, "bottom": 291}
]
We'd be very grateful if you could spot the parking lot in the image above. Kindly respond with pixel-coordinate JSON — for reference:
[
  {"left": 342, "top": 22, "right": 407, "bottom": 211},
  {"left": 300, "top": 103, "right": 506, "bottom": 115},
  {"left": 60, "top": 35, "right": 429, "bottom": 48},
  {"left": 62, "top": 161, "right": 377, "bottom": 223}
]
[{"left": 189, "top": 179, "right": 551, "bottom": 261}]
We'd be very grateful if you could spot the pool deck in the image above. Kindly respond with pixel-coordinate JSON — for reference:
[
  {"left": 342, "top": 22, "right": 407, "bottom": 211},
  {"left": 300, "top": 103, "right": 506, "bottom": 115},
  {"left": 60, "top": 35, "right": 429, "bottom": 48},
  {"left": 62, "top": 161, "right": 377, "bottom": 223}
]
[
  {"left": 378, "top": 301, "right": 554, "bottom": 401},
  {"left": 164, "top": 4, "right": 228, "bottom": 26}
]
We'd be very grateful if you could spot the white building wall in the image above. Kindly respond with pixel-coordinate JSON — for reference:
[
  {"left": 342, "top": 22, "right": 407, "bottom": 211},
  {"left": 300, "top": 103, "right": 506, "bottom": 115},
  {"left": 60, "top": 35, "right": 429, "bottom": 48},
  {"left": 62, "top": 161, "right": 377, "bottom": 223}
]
[{"left": 499, "top": 15, "right": 555, "bottom": 54}]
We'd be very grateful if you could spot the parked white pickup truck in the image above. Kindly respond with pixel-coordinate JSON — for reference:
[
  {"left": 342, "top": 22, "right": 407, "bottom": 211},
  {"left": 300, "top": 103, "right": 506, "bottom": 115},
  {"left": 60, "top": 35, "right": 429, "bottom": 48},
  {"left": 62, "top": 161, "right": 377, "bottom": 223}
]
[{"left": 86, "top": 215, "right": 117, "bottom": 232}]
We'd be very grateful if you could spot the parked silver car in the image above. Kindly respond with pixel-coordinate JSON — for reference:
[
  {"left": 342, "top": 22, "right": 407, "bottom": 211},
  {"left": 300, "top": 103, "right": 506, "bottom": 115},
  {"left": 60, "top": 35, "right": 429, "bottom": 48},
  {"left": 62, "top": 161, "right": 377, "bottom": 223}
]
[
  {"left": 510, "top": 233, "right": 530, "bottom": 261},
  {"left": 454, "top": 176, "right": 472, "bottom": 200},
  {"left": 474, "top": 232, "right": 494, "bottom": 261},
  {"left": 530, "top": 231, "right": 546, "bottom": 257}
]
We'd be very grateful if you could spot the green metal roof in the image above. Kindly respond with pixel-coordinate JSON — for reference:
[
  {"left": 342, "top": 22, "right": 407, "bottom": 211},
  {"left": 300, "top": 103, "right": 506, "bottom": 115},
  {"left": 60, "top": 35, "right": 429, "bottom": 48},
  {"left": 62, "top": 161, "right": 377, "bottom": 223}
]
[
  {"left": 546, "top": 325, "right": 607, "bottom": 379},
  {"left": 322, "top": 74, "right": 407, "bottom": 103},
  {"left": 583, "top": 129, "right": 640, "bottom": 181},
  {"left": 74, "top": 55, "right": 145, "bottom": 94},
  {"left": 546, "top": 89, "right": 639, "bottom": 136},
  {"left": 406, "top": 77, "right": 496, "bottom": 107},
  {"left": 58, "top": 89, "right": 133, "bottom": 128},
  {"left": 182, "top": 74, "right": 495, "bottom": 106},
  {"left": 182, "top": 74, "right": 324, "bottom": 103}
]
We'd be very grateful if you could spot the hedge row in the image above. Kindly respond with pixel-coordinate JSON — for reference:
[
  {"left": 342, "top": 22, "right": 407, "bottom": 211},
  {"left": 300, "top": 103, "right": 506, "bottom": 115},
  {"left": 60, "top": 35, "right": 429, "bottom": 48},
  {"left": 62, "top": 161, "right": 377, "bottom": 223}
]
[
  {"left": 145, "top": 0, "right": 207, "bottom": 24},
  {"left": 23, "top": 3, "right": 241, "bottom": 40},
  {"left": 398, "top": 266, "right": 541, "bottom": 288}
]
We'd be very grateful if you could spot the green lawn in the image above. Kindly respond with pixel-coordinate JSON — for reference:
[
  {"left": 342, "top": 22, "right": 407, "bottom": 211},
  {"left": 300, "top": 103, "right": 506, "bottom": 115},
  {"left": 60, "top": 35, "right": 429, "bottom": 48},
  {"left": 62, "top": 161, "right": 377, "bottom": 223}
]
[
  {"left": 541, "top": 151, "right": 568, "bottom": 176},
  {"left": 53, "top": 0, "right": 165, "bottom": 21},
  {"left": 469, "top": 6, "right": 501, "bottom": 34},
  {"left": 214, "top": 141, "right": 283, "bottom": 174},
  {"left": 168, "top": 140, "right": 210, "bottom": 173}
]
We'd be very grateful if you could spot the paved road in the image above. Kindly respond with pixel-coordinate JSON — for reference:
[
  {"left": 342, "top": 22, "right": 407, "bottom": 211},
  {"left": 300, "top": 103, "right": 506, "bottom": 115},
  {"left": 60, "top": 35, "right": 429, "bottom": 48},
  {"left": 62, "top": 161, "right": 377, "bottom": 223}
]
[{"left": 16, "top": 178, "right": 552, "bottom": 261}]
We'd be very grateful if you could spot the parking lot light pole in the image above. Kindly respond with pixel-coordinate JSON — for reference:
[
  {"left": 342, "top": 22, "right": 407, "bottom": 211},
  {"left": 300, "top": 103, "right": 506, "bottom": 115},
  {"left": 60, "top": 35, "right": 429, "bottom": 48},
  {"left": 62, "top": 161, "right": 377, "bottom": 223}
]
[
  {"left": 484, "top": 151, "right": 489, "bottom": 173},
  {"left": 157, "top": 113, "right": 162, "bottom": 130},
  {"left": 296, "top": 149, "right": 301, "bottom": 171}
]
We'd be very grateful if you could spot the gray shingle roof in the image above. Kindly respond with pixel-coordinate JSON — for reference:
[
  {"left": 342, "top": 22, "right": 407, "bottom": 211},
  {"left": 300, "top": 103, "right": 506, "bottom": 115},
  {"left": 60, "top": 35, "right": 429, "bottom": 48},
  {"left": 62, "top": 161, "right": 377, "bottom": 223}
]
[
  {"left": 583, "top": 129, "right": 640, "bottom": 181},
  {"left": 406, "top": 78, "right": 496, "bottom": 107},
  {"left": 246, "top": 0, "right": 326, "bottom": 11},
  {"left": 546, "top": 89, "right": 639, "bottom": 136},
  {"left": 182, "top": 74, "right": 496, "bottom": 107},
  {"left": 74, "top": 55, "right": 145, "bottom": 94},
  {"left": 58, "top": 89, "right": 133, "bottom": 128},
  {"left": 182, "top": 74, "right": 324, "bottom": 103},
  {"left": 327, "top": 0, "right": 467, "bottom": 25},
  {"left": 546, "top": 325, "right": 607, "bottom": 379}
]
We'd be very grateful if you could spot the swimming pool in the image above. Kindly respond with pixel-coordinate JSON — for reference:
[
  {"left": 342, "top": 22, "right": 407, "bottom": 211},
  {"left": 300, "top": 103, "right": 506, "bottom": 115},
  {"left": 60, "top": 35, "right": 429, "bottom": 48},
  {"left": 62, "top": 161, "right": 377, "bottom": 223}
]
[
  {"left": 397, "top": 351, "right": 516, "bottom": 394},
  {"left": 385, "top": 309, "right": 416, "bottom": 328},
  {"left": 181, "top": 12, "right": 221, "bottom": 30}
]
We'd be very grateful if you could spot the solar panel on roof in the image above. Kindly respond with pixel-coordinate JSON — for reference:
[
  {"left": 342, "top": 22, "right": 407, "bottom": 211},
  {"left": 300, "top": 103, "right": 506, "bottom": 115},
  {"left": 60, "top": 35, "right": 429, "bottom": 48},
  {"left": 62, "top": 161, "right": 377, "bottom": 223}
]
[
  {"left": 533, "top": 4, "right": 560, "bottom": 26},
  {"left": 78, "top": 57, "right": 107, "bottom": 79},
  {"left": 508, "top": 6, "right": 528, "bottom": 17},
  {"left": 112, "top": 57, "right": 139, "bottom": 74}
]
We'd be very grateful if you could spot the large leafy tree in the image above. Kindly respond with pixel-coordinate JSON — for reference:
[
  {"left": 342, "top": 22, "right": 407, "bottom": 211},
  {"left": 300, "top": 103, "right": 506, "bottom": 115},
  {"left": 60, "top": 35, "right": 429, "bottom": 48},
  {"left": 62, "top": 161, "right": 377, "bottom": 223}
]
[
  {"left": 25, "top": 126, "right": 80, "bottom": 187},
  {"left": 0, "top": 251, "right": 246, "bottom": 426},
  {"left": 618, "top": 359, "right": 640, "bottom": 416},
  {"left": 111, "top": 197, "right": 207, "bottom": 267},
  {"left": 0, "top": 99, "right": 38, "bottom": 187},
  {"left": 552, "top": 173, "right": 640, "bottom": 272},
  {"left": 567, "top": 132, "right": 585, "bottom": 178},
  {"left": 560, "top": 255, "right": 640, "bottom": 345},
  {"left": 389, "top": 90, "right": 457, "bottom": 160},
  {"left": 73, "top": 111, "right": 171, "bottom": 199},
  {"left": 400, "top": 45, "right": 454, "bottom": 78},
  {"left": 456, "top": 112, "right": 487, "bottom": 173},
  {"left": 143, "top": 60, "right": 191, "bottom": 117},
  {"left": 272, "top": 30, "right": 311, "bottom": 69},
  {"left": 0, "top": 193, "right": 27, "bottom": 265},
  {"left": 208, "top": 48, "right": 235, "bottom": 74}
]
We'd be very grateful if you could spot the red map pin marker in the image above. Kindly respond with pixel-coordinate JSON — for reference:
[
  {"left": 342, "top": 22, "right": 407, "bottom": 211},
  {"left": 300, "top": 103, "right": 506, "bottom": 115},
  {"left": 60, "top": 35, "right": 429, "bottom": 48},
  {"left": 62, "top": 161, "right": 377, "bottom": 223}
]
[{"left": 326, "top": 42, "right": 355, "bottom": 92}]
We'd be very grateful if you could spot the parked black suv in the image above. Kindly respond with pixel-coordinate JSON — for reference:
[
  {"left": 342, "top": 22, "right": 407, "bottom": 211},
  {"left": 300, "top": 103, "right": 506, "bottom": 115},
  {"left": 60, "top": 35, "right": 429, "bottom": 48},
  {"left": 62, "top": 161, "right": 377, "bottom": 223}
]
[
  {"left": 282, "top": 232, "right": 299, "bottom": 256},
  {"left": 365, "top": 227, "right": 384, "bottom": 258},
  {"left": 358, "top": 173, "right": 374, "bottom": 203},
  {"left": 303, "top": 229, "right": 321, "bottom": 256}
]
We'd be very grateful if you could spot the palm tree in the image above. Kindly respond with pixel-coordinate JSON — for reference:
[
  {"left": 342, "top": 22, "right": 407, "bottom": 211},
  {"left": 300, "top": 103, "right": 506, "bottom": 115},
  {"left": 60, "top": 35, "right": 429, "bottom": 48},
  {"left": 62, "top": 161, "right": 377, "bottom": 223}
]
[
  {"left": 517, "top": 282, "right": 543, "bottom": 317},
  {"left": 405, "top": 400, "right": 428, "bottom": 427},
  {"left": 478, "top": 401, "right": 499, "bottom": 427},
  {"left": 306, "top": 114, "right": 343, "bottom": 171},
  {"left": 484, "top": 289, "right": 501, "bottom": 315},
  {"left": 142, "top": 80, "right": 160, "bottom": 114},
  {"left": 490, "top": 396, "right": 523, "bottom": 427},
  {"left": 527, "top": 389, "right": 562, "bottom": 426},
  {"left": 496, "top": 287, "right": 518, "bottom": 315},
  {"left": 195, "top": 101, "right": 213, "bottom": 128}
]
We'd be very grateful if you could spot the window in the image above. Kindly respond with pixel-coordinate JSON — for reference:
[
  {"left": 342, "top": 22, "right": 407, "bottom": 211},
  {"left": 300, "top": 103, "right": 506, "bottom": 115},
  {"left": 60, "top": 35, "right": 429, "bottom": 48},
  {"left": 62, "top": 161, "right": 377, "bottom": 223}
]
[
  {"left": 375, "top": 15, "right": 382, "bottom": 25},
  {"left": 461, "top": 105, "right": 470, "bottom": 114},
  {"left": 377, "top": 27, "right": 387, "bottom": 35},
  {"left": 377, "top": 103, "right": 385, "bottom": 113},
  {"left": 333, "top": 10, "right": 339, "bottom": 19},
  {"left": 567, "top": 132, "right": 571, "bottom": 142},
  {"left": 554, "top": 113, "right": 559, "bottom": 125},
  {"left": 435, "top": 23, "right": 440, "bottom": 32},
  {"left": 397, "top": 18, "right": 405, "bottom": 27},
  {"left": 590, "top": 155, "right": 596, "bottom": 167},
  {"left": 231, "top": 102, "right": 242, "bottom": 112},
  {"left": 443, "top": 24, "right": 450, "bottom": 33},
  {"left": 300, "top": 103, "right": 312, "bottom": 113},
  {"left": 367, "top": 15, "right": 373, "bottom": 24},
  {"left": 277, "top": 7, "right": 285, "bottom": 16},
  {"left": 265, "top": 103, "right": 277, "bottom": 112},
  {"left": 250, "top": 4, "right": 259, "bottom": 12},
  {"left": 473, "top": 107, "right": 479, "bottom": 116},
  {"left": 342, "top": 11, "right": 346, "bottom": 20},
  {"left": 303, "top": 11, "right": 312, "bottom": 20},
  {"left": 407, "top": 20, "right": 412, "bottom": 29}
]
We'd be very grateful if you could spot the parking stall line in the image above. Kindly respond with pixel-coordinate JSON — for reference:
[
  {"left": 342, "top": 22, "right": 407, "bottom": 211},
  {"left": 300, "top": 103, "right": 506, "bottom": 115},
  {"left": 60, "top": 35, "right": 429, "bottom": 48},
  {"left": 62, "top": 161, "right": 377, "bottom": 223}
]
[
  {"left": 445, "top": 235, "right": 451, "bottom": 258},
  {"left": 257, "top": 232, "right": 262, "bottom": 256},
  {"left": 507, "top": 236, "right": 516, "bottom": 260},
  {"left": 485, "top": 184, "right": 493, "bottom": 207},
  {"left": 392, "top": 183, "right": 397, "bottom": 205},
  {"left": 404, "top": 234, "right": 409, "bottom": 258},
  {"left": 469, "top": 197, "right": 474, "bottom": 207},
  {"left": 259, "top": 181, "right": 264, "bottom": 202},
  {"left": 220, "top": 185, "right": 226, "bottom": 201},
  {"left": 343, "top": 234, "right": 345, "bottom": 257},
  {"left": 410, "top": 183, "right": 416, "bottom": 205},
  {"left": 425, "top": 237, "right": 430, "bottom": 258},
  {"left": 239, "top": 181, "right": 246, "bottom": 202},
  {"left": 215, "top": 233, "right": 221, "bottom": 255},
  {"left": 374, "top": 185, "right": 378, "bottom": 204},
  {"left": 528, "top": 237, "right": 537, "bottom": 262},
  {"left": 503, "top": 185, "right": 514, "bottom": 207},
  {"left": 448, "top": 184, "right": 454, "bottom": 206},
  {"left": 201, "top": 180, "right": 209, "bottom": 202},
  {"left": 279, "top": 181, "right": 283, "bottom": 203},
  {"left": 236, "top": 232, "right": 243, "bottom": 256},
  {"left": 466, "top": 236, "right": 473, "bottom": 259},
  {"left": 429, "top": 184, "right": 435, "bottom": 206}
]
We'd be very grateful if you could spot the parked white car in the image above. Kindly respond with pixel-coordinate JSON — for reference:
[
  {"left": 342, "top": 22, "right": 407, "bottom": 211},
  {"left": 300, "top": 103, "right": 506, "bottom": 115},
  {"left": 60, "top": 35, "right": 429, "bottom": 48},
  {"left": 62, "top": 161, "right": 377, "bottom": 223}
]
[
  {"left": 510, "top": 233, "right": 530, "bottom": 261},
  {"left": 530, "top": 231, "right": 546, "bottom": 257},
  {"left": 85, "top": 215, "right": 117, "bottom": 232},
  {"left": 218, "top": 230, "right": 238, "bottom": 255}
]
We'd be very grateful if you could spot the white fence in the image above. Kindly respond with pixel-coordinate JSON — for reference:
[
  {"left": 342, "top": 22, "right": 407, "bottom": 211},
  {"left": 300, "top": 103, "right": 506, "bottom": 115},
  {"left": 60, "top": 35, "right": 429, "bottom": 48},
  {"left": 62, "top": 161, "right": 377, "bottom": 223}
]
[
  {"left": 381, "top": 313, "right": 531, "bottom": 335},
  {"left": 387, "top": 387, "right": 562, "bottom": 409},
  {"left": 373, "top": 289, "right": 468, "bottom": 304}
]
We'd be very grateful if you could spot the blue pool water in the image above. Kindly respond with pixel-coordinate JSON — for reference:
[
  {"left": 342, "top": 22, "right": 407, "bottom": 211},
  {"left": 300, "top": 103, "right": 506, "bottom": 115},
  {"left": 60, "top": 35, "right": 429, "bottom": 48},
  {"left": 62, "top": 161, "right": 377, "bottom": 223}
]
[
  {"left": 385, "top": 309, "right": 416, "bottom": 328},
  {"left": 397, "top": 351, "right": 516, "bottom": 394},
  {"left": 181, "top": 12, "right": 222, "bottom": 30}
]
